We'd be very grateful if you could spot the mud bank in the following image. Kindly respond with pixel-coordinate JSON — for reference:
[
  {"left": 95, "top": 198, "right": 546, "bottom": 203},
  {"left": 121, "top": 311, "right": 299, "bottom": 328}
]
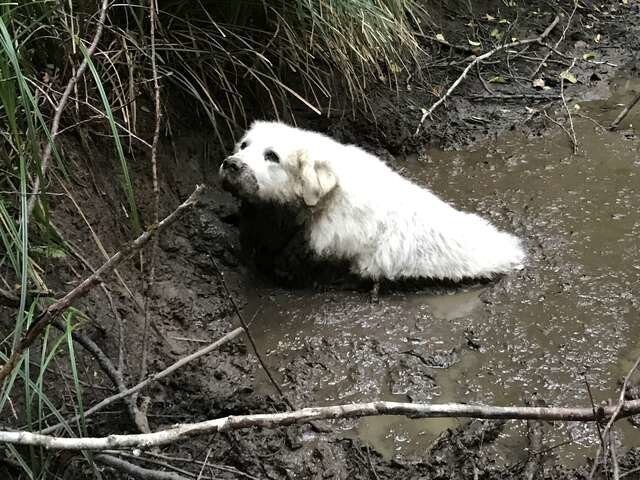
[{"left": 2, "top": 1, "right": 640, "bottom": 479}]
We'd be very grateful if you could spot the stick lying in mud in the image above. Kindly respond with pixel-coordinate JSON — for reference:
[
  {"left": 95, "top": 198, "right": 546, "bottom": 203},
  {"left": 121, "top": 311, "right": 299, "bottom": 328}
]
[
  {"left": 609, "top": 91, "right": 640, "bottom": 131},
  {"left": 414, "top": 15, "right": 560, "bottom": 135},
  {"left": 40, "top": 326, "right": 244, "bottom": 435},
  {"left": 95, "top": 454, "right": 188, "bottom": 480},
  {"left": 6, "top": 399, "right": 640, "bottom": 450},
  {"left": 0, "top": 185, "right": 205, "bottom": 384},
  {"left": 588, "top": 353, "right": 640, "bottom": 479}
]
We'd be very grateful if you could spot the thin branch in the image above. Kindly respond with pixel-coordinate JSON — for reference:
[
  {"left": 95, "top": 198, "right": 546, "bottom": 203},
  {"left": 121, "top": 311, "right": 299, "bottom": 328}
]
[
  {"left": 609, "top": 91, "right": 640, "bottom": 130},
  {"left": 415, "top": 15, "right": 560, "bottom": 134},
  {"left": 589, "top": 354, "right": 640, "bottom": 479},
  {"left": 136, "top": 0, "right": 164, "bottom": 432},
  {"left": 95, "top": 454, "right": 189, "bottom": 480},
  {"left": 209, "top": 257, "right": 294, "bottom": 410},
  {"left": 585, "top": 378, "right": 606, "bottom": 461},
  {"left": 3, "top": 399, "right": 640, "bottom": 450},
  {"left": 610, "top": 428, "right": 620, "bottom": 480},
  {"left": 48, "top": 218, "right": 148, "bottom": 433},
  {"left": 41, "top": 326, "right": 244, "bottom": 434},
  {"left": 529, "top": 2, "right": 577, "bottom": 80},
  {"left": 27, "top": 0, "right": 110, "bottom": 217},
  {"left": 523, "top": 400, "right": 544, "bottom": 480},
  {"left": 50, "top": 320, "right": 145, "bottom": 433},
  {"left": 0, "top": 185, "right": 205, "bottom": 383},
  {"left": 559, "top": 58, "right": 578, "bottom": 153}
]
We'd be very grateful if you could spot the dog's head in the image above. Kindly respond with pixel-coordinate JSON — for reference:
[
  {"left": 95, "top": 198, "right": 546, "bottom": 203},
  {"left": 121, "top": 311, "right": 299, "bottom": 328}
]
[{"left": 219, "top": 121, "right": 337, "bottom": 207}]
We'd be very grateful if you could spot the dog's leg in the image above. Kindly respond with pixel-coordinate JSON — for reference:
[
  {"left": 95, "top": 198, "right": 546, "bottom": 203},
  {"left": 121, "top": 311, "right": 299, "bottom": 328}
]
[{"left": 370, "top": 281, "right": 380, "bottom": 304}]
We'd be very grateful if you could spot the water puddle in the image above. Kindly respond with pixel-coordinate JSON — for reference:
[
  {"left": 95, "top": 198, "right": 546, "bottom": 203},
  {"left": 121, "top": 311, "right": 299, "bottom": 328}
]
[{"left": 243, "top": 75, "right": 640, "bottom": 464}]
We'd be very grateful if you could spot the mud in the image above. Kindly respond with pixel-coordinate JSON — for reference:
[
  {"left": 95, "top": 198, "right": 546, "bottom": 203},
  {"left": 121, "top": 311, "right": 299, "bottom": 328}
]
[
  {"left": 244, "top": 75, "right": 640, "bottom": 472},
  {"left": 2, "top": 1, "right": 640, "bottom": 479}
]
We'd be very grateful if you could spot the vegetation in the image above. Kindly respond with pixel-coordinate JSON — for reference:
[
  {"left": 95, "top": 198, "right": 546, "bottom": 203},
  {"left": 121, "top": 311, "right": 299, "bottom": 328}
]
[{"left": 0, "top": 0, "right": 424, "bottom": 476}]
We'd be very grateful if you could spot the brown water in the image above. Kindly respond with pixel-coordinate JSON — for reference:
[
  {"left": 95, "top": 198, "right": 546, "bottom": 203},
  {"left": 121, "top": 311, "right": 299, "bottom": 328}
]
[{"left": 244, "top": 76, "right": 640, "bottom": 465}]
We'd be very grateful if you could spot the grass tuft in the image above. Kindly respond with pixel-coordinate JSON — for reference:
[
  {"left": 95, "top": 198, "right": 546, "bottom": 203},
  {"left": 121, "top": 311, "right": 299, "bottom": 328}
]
[{"left": 0, "top": 1, "right": 426, "bottom": 477}]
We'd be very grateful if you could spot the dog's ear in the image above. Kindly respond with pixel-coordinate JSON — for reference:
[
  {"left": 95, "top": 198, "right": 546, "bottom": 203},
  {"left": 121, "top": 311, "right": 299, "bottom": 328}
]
[{"left": 295, "top": 150, "right": 337, "bottom": 207}]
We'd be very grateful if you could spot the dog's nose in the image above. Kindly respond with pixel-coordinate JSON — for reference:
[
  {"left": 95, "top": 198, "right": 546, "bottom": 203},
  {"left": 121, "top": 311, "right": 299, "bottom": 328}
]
[{"left": 221, "top": 156, "right": 243, "bottom": 172}]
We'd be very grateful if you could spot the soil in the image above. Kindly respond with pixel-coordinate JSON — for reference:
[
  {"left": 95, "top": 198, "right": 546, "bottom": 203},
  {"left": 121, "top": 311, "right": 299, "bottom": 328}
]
[{"left": 2, "top": 1, "right": 640, "bottom": 479}]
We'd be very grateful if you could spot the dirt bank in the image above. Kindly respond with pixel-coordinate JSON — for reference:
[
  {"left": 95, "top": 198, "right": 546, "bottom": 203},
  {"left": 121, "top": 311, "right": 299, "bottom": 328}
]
[{"left": 2, "top": 1, "right": 640, "bottom": 479}]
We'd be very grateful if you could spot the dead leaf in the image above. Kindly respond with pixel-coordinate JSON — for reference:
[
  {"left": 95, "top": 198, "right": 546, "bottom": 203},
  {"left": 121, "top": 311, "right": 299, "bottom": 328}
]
[
  {"left": 489, "top": 75, "right": 507, "bottom": 84},
  {"left": 582, "top": 52, "right": 597, "bottom": 60},
  {"left": 435, "top": 33, "right": 446, "bottom": 43},
  {"left": 532, "top": 78, "right": 545, "bottom": 89},
  {"left": 560, "top": 70, "right": 577, "bottom": 84}
]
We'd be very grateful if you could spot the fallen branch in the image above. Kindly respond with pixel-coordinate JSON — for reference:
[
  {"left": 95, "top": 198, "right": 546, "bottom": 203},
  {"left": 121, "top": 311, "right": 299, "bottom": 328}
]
[
  {"left": 50, "top": 320, "right": 147, "bottom": 434},
  {"left": 529, "top": 2, "right": 577, "bottom": 80},
  {"left": 95, "top": 454, "right": 189, "bottom": 480},
  {"left": 4, "top": 399, "right": 640, "bottom": 450},
  {"left": 415, "top": 15, "right": 560, "bottom": 135},
  {"left": 41, "top": 325, "right": 244, "bottom": 434},
  {"left": 589, "top": 354, "right": 640, "bottom": 479},
  {"left": 0, "top": 185, "right": 205, "bottom": 383},
  {"left": 609, "top": 91, "right": 640, "bottom": 130},
  {"left": 27, "top": 0, "right": 109, "bottom": 217}
]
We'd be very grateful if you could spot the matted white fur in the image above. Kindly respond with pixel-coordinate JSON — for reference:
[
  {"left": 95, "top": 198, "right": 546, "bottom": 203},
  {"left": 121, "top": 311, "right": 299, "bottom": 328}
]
[{"left": 219, "top": 121, "right": 526, "bottom": 281}]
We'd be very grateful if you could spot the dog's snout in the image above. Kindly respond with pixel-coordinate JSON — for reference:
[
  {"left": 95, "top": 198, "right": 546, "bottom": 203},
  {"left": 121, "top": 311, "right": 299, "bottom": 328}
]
[{"left": 222, "top": 156, "right": 243, "bottom": 173}]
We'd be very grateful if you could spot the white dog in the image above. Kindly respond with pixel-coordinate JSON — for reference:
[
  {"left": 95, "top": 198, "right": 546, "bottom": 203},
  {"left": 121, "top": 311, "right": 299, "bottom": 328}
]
[{"left": 219, "top": 121, "right": 525, "bottom": 283}]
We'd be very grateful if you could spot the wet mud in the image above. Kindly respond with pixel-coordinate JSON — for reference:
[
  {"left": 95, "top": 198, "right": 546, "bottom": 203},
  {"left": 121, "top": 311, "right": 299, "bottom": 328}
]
[
  {"left": 3, "top": 1, "right": 640, "bottom": 479},
  {"left": 243, "top": 75, "right": 640, "bottom": 470}
]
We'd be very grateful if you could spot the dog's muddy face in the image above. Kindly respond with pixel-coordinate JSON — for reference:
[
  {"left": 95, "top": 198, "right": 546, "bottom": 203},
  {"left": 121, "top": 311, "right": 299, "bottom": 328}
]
[{"left": 219, "top": 121, "right": 337, "bottom": 207}]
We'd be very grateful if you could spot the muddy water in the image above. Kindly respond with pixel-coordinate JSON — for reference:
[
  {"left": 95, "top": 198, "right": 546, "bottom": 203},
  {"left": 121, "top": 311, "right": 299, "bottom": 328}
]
[{"left": 243, "top": 77, "right": 640, "bottom": 464}]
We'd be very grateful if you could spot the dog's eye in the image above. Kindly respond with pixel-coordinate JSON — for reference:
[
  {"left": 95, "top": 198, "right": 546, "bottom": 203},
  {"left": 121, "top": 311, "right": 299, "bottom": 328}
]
[
  {"left": 240, "top": 141, "right": 248, "bottom": 150},
  {"left": 264, "top": 150, "right": 279, "bottom": 163}
]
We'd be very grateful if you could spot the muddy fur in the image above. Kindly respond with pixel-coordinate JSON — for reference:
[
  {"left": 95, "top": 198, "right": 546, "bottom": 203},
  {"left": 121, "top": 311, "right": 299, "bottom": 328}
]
[{"left": 220, "top": 121, "right": 526, "bottom": 282}]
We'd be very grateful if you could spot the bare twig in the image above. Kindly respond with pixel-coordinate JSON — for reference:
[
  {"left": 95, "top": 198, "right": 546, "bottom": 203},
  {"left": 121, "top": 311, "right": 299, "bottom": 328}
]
[
  {"left": 530, "top": 3, "right": 577, "bottom": 80},
  {"left": 136, "top": 0, "right": 164, "bottom": 431},
  {"left": 589, "top": 354, "right": 640, "bottom": 480},
  {"left": 609, "top": 91, "right": 640, "bottom": 130},
  {"left": 415, "top": 15, "right": 560, "bottom": 134},
  {"left": 2, "top": 399, "right": 639, "bottom": 450},
  {"left": 585, "top": 378, "right": 606, "bottom": 461},
  {"left": 124, "top": 451, "right": 260, "bottom": 480},
  {"left": 610, "top": 428, "right": 620, "bottom": 480},
  {"left": 209, "top": 257, "right": 294, "bottom": 410},
  {"left": 47, "top": 217, "right": 148, "bottom": 432},
  {"left": 475, "top": 62, "right": 493, "bottom": 95},
  {"left": 41, "top": 326, "right": 244, "bottom": 434},
  {"left": 524, "top": 409, "right": 544, "bottom": 479},
  {"left": 559, "top": 58, "right": 578, "bottom": 153},
  {"left": 469, "top": 93, "right": 562, "bottom": 101},
  {"left": 95, "top": 454, "right": 189, "bottom": 480},
  {"left": 27, "top": 0, "right": 109, "bottom": 217},
  {"left": 0, "top": 186, "right": 205, "bottom": 383},
  {"left": 50, "top": 319, "right": 146, "bottom": 433}
]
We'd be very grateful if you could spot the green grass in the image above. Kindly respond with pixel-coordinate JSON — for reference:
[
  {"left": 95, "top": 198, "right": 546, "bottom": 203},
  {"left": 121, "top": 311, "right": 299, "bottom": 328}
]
[{"left": 0, "top": 0, "right": 425, "bottom": 477}]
